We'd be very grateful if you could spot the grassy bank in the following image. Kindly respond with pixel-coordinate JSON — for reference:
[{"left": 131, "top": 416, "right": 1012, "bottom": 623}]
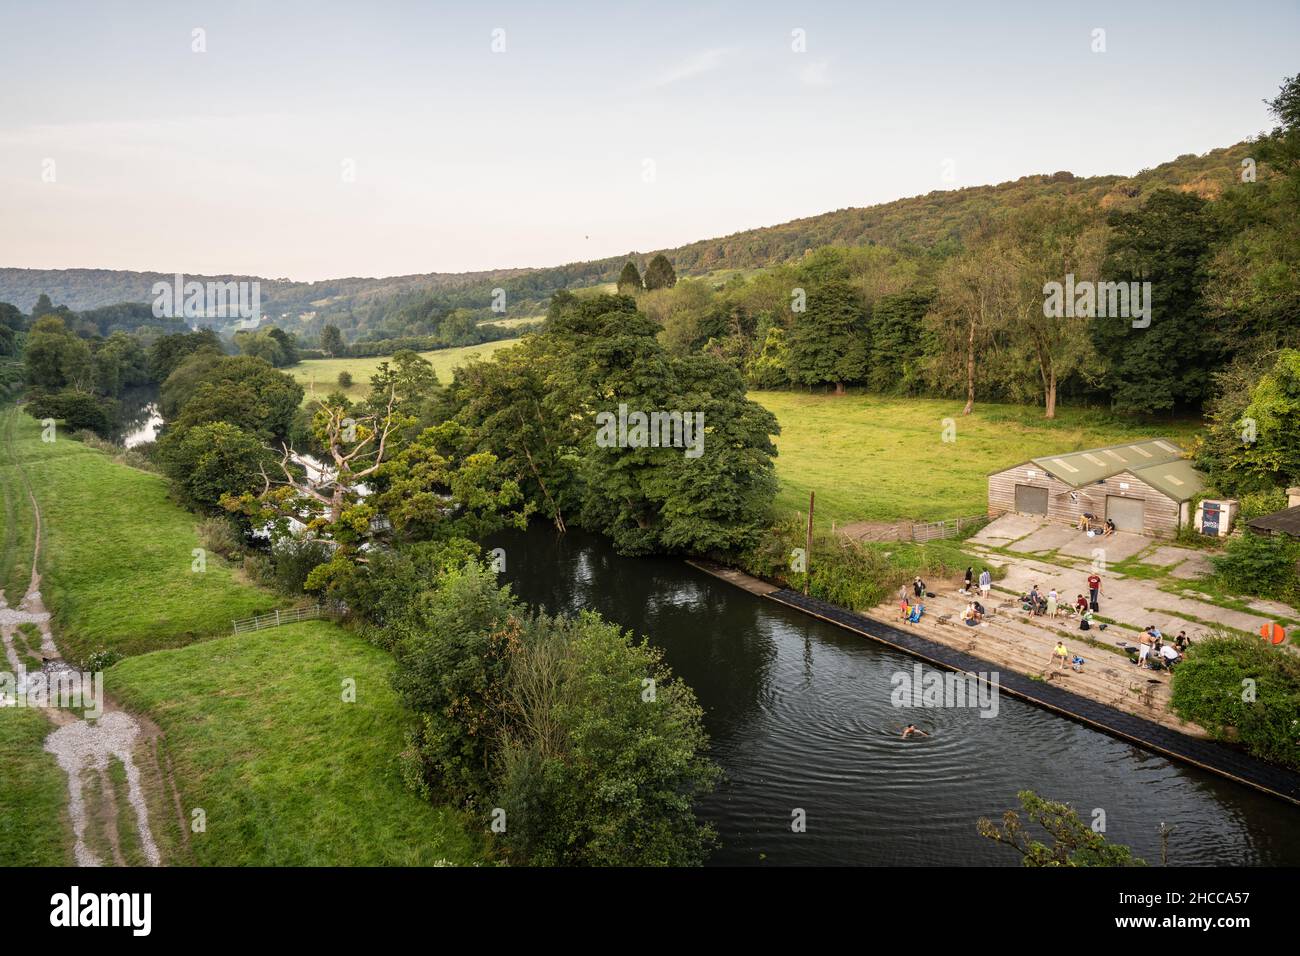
[
  {"left": 749, "top": 391, "right": 1203, "bottom": 530},
  {"left": 289, "top": 340, "right": 517, "bottom": 403},
  {"left": 108, "top": 621, "right": 486, "bottom": 865},
  {"left": 0, "top": 709, "right": 70, "bottom": 866},
  {"left": 0, "top": 405, "right": 37, "bottom": 602},
  {"left": 5, "top": 410, "right": 272, "bottom": 662}
]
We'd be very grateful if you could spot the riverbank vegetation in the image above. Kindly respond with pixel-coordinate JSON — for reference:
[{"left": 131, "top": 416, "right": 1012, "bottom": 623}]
[
  {"left": 1170, "top": 634, "right": 1300, "bottom": 771},
  {"left": 979, "top": 791, "right": 1146, "bottom": 866}
]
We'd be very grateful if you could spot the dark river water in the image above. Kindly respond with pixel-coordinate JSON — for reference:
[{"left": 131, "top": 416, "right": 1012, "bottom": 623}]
[{"left": 486, "top": 524, "right": 1300, "bottom": 866}]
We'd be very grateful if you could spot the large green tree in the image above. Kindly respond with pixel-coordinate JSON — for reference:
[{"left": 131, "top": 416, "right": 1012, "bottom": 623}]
[
  {"left": 643, "top": 254, "right": 677, "bottom": 290},
  {"left": 1091, "top": 189, "right": 1218, "bottom": 413}
]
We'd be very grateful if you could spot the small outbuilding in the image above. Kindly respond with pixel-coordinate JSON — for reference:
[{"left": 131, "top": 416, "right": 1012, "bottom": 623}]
[
  {"left": 1245, "top": 487, "right": 1300, "bottom": 539},
  {"left": 987, "top": 438, "right": 1205, "bottom": 538}
]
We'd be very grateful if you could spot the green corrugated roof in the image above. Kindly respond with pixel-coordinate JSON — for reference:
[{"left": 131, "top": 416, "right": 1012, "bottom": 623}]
[
  {"left": 1025, "top": 438, "right": 1193, "bottom": 490},
  {"left": 1131, "top": 458, "right": 1205, "bottom": 502}
]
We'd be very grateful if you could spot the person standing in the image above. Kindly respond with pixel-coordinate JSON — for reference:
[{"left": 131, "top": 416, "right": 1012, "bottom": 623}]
[
  {"left": 913, "top": 576, "right": 925, "bottom": 599},
  {"left": 963, "top": 567, "right": 974, "bottom": 594},
  {"left": 979, "top": 568, "right": 992, "bottom": 600},
  {"left": 1087, "top": 572, "right": 1102, "bottom": 612},
  {"left": 1046, "top": 589, "right": 1058, "bottom": 618}
]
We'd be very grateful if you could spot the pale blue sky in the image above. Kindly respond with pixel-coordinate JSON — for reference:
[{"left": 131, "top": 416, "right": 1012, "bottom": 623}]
[{"left": 1, "top": 1, "right": 1295, "bottom": 280}]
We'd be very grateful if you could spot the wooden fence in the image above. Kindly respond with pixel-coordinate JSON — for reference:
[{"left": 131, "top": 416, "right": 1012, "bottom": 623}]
[
  {"left": 908, "top": 514, "right": 990, "bottom": 543},
  {"left": 232, "top": 604, "right": 323, "bottom": 634}
]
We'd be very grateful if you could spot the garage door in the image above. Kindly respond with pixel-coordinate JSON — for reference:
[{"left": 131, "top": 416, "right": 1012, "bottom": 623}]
[
  {"left": 1106, "top": 495, "right": 1145, "bottom": 533},
  {"left": 1014, "top": 484, "right": 1049, "bottom": 515}
]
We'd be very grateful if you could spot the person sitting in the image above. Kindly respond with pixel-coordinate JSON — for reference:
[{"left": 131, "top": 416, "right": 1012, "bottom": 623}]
[
  {"left": 973, "top": 600, "right": 986, "bottom": 621},
  {"left": 1050, "top": 642, "right": 1070, "bottom": 668},
  {"left": 1075, "top": 593, "right": 1089, "bottom": 615},
  {"left": 1160, "top": 642, "right": 1182, "bottom": 668},
  {"left": 1103, "top": 518, "right": 1117, "bottom": 536},
  {"left": 1078, "top": 608, "right": 1094, "bottom": 631},
  {"left": 1070, "top": 654, "right": 1086, "bottom": 673},
  {"left": 962, "top": 602, "right": 980, "bottom": 626},
  {"left": 1174, "top": 630, "right": 1190, "bottom": 652}
]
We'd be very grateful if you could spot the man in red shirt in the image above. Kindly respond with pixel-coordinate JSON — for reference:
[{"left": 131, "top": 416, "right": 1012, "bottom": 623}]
[{"left": 1087, "top": 573, "right": 1102, "bottom": 611}]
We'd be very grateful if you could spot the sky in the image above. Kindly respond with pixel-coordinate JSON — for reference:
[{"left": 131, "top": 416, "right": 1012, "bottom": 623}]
[{"left": 0, "top": 0, "right": 1296, "bottom": 281}]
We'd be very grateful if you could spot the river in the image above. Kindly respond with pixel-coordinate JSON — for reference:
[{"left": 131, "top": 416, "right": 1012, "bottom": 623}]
[{"left": 485, "top": 524, "right": 1300, "bottom": 866}]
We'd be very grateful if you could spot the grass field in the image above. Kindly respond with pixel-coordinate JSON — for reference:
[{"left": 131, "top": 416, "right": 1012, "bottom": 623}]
[
  {"left": 108, "top": 621, "right": 485, "bottom": 866},
  {"left": 0, "top": 709, "right": 70, "bottom": 866},
  {"left": 750, "top": 391, "right": 1204, "bottom": 531},
  {"left": 290, "top": 340, "right": 517, "bottom": 402},
  {"left": 0, "top": 405, "right": 38, "bottom": 602},
  {"left": 3, "top": 408, "right": 274, "bottom": 662}
]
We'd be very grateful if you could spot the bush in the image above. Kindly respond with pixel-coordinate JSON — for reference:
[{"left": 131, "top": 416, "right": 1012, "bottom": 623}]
[
  {"left": 270, "top": 536, "right": 333, "bottom": 596},
  {"left": 388, "top": 561, "right": 720, "bottom": 864},
  {"left": 1170, "top": 633, "right": 1300, "bottom": 770},
  {"left": 242, "top": 553, "right": 276, "bottom": 590},
  {"left": 197, "top": 516, "right": 245, "bottom": 561},
  {"left": 1210, "top": 530, "right": 1300, "bottom": 603},
  {"left": 337, "top": 370, "right": 353, "bottom": 388},
  {"left": 738, "top": 516, "right": 979, "bottom": 610}
]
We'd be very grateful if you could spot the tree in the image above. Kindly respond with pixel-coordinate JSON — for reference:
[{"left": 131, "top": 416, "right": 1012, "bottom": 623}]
[
  {"left": 978, "top": 790, "right": 1146, "bottom": 866},
  {"left": 320, "top": 324, "right": 345, "bottom": 357},
  {"left": 495, "top": 610, "right": 720, "bottom": 866},
  {"left": 157, "top": 421, "right": 277, "bottom": 511},
  {"left": 170, "top": 355, "right": 304, "bottom": 442},
  {"left": 149, "top": 328, "right": 222, "bottom": 381},
  {"left": 616, "top": 260, "right": 644, "bottom": 295},
  {"left": 925, "top": 244, "right": 1014, "bottom": 414},
  {"left": 23, "top": 317, "right": 94, "bottom": 392},
  {"left": 786, "top": 250, "right": 869, "bottom": 395},
  {"left": 337, "top": 370, "right": 352, "bottom": 388},
  {"left": 643, "top": 254, "right": 677, "bottom": 290},
  {"left": 1199, "top": 348, "right": 1300, "bottom": 493},
  {"left": 31, "top": 294, "right": 55, "bottom": 320},
  {"left": 1091, "top": 189, "right": 1218, "bottom": 413},
  {"left": 375, "top": 420, "right": 532, "bottom": 541}
]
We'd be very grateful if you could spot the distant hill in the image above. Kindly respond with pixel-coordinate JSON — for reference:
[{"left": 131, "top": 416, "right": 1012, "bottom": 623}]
[{"left": 1, "top": 141, "right": 1252, "bottom": 322}]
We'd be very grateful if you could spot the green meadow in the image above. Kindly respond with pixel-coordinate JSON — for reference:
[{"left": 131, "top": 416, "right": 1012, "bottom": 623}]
[
  {"left": 290, "top": 339, "right": 517, "bottom": 403},
  {"left": 0, "top": 709, "right": 70, "bottom": 866},
  {"left": 749, "top": 391, "right": 1203, "bottom": 530},
  {"left": 107, "top": 622, "right": 485, "bottom": 866},
  {"left": 3, "top": 409, "right": 272, "bottom": 662}
]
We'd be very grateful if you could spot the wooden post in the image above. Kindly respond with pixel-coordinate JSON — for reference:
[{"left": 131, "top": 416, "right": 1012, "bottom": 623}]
[{"left": 804, "top": 491, "right": 815, "bottom": 595}]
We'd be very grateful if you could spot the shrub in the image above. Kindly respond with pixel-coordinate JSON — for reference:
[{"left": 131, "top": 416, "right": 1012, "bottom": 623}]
[
  {"left": 337, "top": 370, "right": 353, "bottom": 388},
  {"left": 1210, "top": 530, "right": 1300, "bottom": 603},
  {"left": 197, "top": 516, "right": 245, "bottom": 561},
  {"left": 270, "top": 536, "right": 333, "bottom": 596},
  {"left": 242, "top": 553, "right": 276, "bottom": 590},
  {"left": 1170, "top": 633, "right": 1300, "bottom": 770},
  {"left": 388, "top": 561, "right": 721, "bottom": 864}
]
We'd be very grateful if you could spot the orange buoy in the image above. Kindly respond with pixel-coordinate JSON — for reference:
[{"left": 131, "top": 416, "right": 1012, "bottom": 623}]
[{"left": 1260, "top": 622, "right": 1286, "bottom": 645}]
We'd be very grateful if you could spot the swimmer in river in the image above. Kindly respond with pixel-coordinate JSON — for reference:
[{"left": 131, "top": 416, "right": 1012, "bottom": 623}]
[{"left": 901, "top": 724, "right": 929, "bottom": 739}]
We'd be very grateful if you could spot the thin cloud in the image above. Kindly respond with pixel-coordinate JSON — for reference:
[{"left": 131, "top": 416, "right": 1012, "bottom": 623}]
[{"left": 647, "top": 47, "right": 735, "bottom": 89}]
